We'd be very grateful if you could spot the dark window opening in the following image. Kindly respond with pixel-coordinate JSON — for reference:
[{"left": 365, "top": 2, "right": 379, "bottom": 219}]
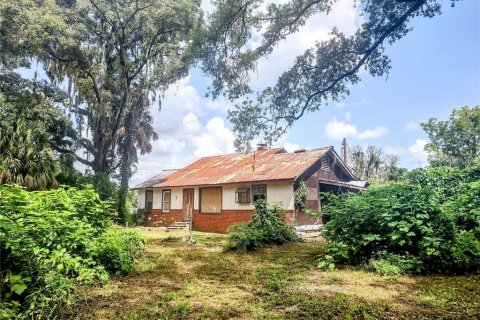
[
  {"left": 252, "top": 184, "right": 267, "bottom": 202},
  {"left": 145, "top": 190, "right": 153, "bottom": 212}
]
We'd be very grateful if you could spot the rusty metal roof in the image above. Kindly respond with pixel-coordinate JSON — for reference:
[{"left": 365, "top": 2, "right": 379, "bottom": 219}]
[
  {"left": 152, "top": 147, "right": 332, "bottom": 188},
  {"left": 132, "top": 169, "right": 178, "bottom": 189}
]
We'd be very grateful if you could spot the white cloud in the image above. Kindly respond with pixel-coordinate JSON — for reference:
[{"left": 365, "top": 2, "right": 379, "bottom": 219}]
[
  {"left": 283, "top": 142, "right": 301, "bottom": 152},
  {"left": 191, "top": 117, "right": 235, "bottom": 158},
  {"left": 325, "top": 116, "right": 388, "bottom": 141},
  {"left": 325, "top": 118, "right": 358, "bottom": 140},
  {"left": 405, "top": 121, "right": 420, "bottom": 131},
  {"left": 408, "top": 139, "right": 428, "bottom": 166},
  {"left": 357, "top": 126, "right": 389, "bottom": 140}
]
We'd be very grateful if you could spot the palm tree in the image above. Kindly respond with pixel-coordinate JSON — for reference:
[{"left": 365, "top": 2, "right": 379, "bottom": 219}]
[{"left": 0, "top": 119, "right": 61, "bottom": 190}]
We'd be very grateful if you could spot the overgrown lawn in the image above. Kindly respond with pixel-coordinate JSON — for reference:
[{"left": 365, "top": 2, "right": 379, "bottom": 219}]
[{"left": 73, "top": 229, "right": 479, "bottom": 320}]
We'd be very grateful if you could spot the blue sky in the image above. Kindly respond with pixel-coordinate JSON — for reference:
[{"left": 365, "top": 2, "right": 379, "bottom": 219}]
[{"left": 132, "top": 0, "right": 479, "bottom": 185}]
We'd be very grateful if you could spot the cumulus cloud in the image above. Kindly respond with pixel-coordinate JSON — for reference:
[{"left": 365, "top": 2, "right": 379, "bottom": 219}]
[
  {"left": 283, "top": 142, "right": 301, "bottom": 152},
  {"left": 357, "top": 126, "right": 389, "bottom": 140},
  {"left": 408, "top": 139, "right": 429, "bottom": 166},
  {"left": 191, "top": 117, "right": 235, "bottom": 158},
  {"left": 325, "top": 118, "right": 358, "bottom": 140},
  {"left": 325, "top": 117, "right": 388, "bottom": 141}
]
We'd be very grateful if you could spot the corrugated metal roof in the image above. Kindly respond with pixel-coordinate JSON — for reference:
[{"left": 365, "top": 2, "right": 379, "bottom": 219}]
[
  {"left": 132, "top": 169, "right": 178, "bottom": 189},
  {"left": 153, "top": 147, "right": 332, "bottom": 188}
]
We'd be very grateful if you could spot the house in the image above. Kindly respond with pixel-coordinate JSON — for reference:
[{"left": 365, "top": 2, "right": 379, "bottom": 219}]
[{"left": 133, "top": 146, "right": 365, "bottom": 233}]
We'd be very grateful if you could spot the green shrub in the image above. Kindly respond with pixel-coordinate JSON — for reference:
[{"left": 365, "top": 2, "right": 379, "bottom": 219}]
[
  {"left": 367, "top": 259, "right": 401, "bottom": 276},
  {"left": 226, "top": 200, "right": 299, "bottom": 252},
  {"left": 90, "top": 229, "right": 145, "bottom": 276},
  {"left": 318, "top": 165, "right": 480, "bottom": 274},
  {"left": 0, "top": 184, "right": 144, "bottom": 319}
]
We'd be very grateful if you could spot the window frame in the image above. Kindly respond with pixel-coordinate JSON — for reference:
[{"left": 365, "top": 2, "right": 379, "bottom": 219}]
[
  {"left": 199, "top": 187, "right": 222, "bottom": 214},
  {"left": 235, "top": 187, "right": 251, "bottom": 204},
  {"left": 162, "top": 189, "right": 171, "bottom": 213},
  {"left": 251, "top": 184, "right": 267, "bottom": 203},
  {"left": 145, "top": 189, "right": 153, "bottom": 212}
]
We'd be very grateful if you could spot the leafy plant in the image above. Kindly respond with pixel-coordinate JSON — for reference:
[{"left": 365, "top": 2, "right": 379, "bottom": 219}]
[
  {"left": 318, "top": 165, "right": 480, "bottom": 274},
  {"left": 0, "top": 184, "right": 144, "bottom": 319},
  {"left": 226, "top": 200, "right": 299, "bottom": 252}
]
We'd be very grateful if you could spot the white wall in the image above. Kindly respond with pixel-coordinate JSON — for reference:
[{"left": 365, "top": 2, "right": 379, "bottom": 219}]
[
  {"left": 267, "top": 183, "right": 295, "bottom": 211},
  {"left": 137, "top": 182, "right": 295, "bottom": 211},
  {"left": 222, "top": 184, "right": 255, "bottom": 210},
  {"left": 137, "top": 189, "right": 145, "bottom": 209}
]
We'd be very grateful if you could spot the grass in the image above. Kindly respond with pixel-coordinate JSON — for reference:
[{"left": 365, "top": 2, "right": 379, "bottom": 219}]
[{"left": 73, "top": 228, "right": 480, "bottom": 319}]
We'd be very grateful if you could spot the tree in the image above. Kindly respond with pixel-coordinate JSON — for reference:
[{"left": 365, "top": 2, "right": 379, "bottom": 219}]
[
  {"left": 421, "top": 106, "right": 480, "bottom": 168},
  {"left": 348, "top": 145, "right": 406, "bottom": 183},
  {"left": 0, "top": 0, "right": 202, "bottom": 217},
  {"left": 0, "top": 75, "right": 77, "bottom": 189},
  {"left": 200, "top": 0, "right": 460, "bottom": 150}
]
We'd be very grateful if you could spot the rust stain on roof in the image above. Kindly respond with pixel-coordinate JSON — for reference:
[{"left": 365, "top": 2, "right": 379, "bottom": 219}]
[{"left": 153, "top": 147, "right": 332, "bottom": 188}]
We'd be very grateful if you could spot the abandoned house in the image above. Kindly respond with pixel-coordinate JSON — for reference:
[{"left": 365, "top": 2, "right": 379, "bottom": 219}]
[{"left": 133, "top": 146, "right": 366, "bottom": 233}]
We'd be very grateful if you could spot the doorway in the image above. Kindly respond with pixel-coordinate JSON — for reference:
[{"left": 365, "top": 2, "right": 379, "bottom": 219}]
[{"left": 182, "top": 189, "right": 194, "bottom": 221}]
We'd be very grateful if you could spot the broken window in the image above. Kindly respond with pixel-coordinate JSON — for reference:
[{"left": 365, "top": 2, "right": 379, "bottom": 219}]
[
  {"left": 252, "top": 184, "right": 267, "bottom": 202},
  {"left": 200, "top": 187, "right": 222, "bottom": 213},
  {"left": 235, "top": 187, "right": 250, "bottom": 204},
  {"left": 162, "top": 190, "right": 171, "bottom": 213},
  {"left": 145, "top": 190, "right": 153, "bottom": 212}
]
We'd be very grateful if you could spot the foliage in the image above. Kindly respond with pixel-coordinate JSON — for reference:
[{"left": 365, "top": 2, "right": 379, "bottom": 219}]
[
  {"left": 0, "top": 84, "right": 77, "bottom": 190},
  {"left": 422, "top": 105, "right": 480, "bottom": 168},
  {"left": 319, "top": 165, "right": 480, "bottom": 274},
  {"left": 295, "top": 181, "right": 309, "bottom": 213},
  {"left": 348, "top": 145, "right": 407, "bottom": 183},
  {"left": 226, "top": 200, "right": 299, "bottom": 252},
  {"left": 90, "top": 229, "right": 146, "bottom": 276},
  {"left": 199, "top": 0, "right": 459, "bottom": 149},
  {"left": 0, "top": 185, "right": 144, "bottom": 319},
  {"left": 0, "top": 0, "right": 202, "bottom": 219}
]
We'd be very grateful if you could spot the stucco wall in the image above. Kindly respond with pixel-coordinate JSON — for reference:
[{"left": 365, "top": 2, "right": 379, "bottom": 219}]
[
  {"left": 137, "top": 182, "right": 295, "bottom": 212},
  {"left": 137, "top": 189, "right": 145, "bottom": 209},
  {"left": 267, "top": 183, "right": 295, "bottom": 211}
]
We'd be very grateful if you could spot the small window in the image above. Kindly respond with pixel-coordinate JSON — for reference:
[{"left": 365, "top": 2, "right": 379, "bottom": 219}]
[
  {"left": 162, "top": 190, "right": 171, "bottom": 213},
  {"left": 200, "top": 187, "right": 222, "bottom": 213},
  {"left": 252, "top": 184, "right": 267, "bottom": 202},
  {"left": 145, "top": 190, "right": 153, "bottom": 212},
  {"left": 235, "top": 188, "right": 250, "bottom": 204}
]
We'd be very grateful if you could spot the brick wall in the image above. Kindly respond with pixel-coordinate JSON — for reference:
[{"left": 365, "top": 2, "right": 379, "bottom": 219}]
[
  {"left": 138, "top": 208, "right": 298, "bottom": 233},
  {"left": 139, "top": 209, "right": 184, "bottom": 227},
  {"left": 192, "top": 210, "right": 255, "bottom": 233}
]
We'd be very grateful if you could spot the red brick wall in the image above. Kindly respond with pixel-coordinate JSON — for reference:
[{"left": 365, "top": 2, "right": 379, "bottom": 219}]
[
  {"left": 192, "top": 210, "right": 255, "bottom": 233},
  {"left": 138, "top": 209, "right": 297, "bottom": 233},
  {"left": 140, "top": 209, "right": 184, "bottom": 227}
]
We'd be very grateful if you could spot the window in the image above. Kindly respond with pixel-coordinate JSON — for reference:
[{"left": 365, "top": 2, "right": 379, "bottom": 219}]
[
  {"left": 235, "top": 188, "right": 250, "bottom": 204},
  {"left": 145, "top": 190, "right": 153, "bottom": 212},
  {"left": 200, "top": 187, "right": 222, "bottom": 213},
  {"left": 162, "top": 190, "right": 171, "bottom": 213},
  {"left": 252, "top": 184, "right": 267, "bottom": 202}
]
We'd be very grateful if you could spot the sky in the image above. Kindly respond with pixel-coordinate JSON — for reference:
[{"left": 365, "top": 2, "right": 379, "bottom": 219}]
[{"left": 130, "top": 0, "right": 480, "bottom": 186}]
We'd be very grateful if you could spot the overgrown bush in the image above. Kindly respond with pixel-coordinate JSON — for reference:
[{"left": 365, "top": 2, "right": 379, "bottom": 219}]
[
  {"left": 318, "top": 165, "right": 480, "bottom": 274},
  {"left": 226, "top": 200, "right": 299, "bottom": 252},
  {"left": 0, "top": 185, "right": 145, "bottom": 319},
  {"left": 90, "top": 229, "right": 145, "bottom": 276}
]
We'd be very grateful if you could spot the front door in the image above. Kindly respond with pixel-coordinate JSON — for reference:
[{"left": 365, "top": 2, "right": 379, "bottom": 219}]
[{"left": 182, "top": 189, "right": 194, "bottom": 221}]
